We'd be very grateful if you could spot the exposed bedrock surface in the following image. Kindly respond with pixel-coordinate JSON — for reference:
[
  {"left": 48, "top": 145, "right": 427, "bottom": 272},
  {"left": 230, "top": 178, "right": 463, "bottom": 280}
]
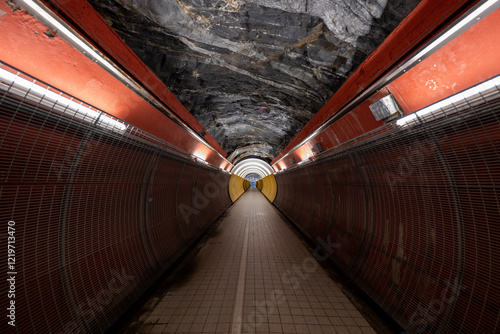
[{"left": 88, "top": 0, "right": 420, "bottom": 162}]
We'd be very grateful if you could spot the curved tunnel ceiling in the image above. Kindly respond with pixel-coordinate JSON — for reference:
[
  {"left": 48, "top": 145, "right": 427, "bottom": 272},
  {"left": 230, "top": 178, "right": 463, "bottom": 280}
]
[
  {"left": 232, "top": 158, "right": 274, "bottom": 179},
  {"left": 88, "top": 0, "right": 421, "bottom": 162}
]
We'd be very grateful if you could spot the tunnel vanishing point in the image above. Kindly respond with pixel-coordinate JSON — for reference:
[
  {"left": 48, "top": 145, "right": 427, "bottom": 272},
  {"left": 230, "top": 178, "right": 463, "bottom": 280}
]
[{"left": 1, "top": 0, "right": 500, "bottom": 333}]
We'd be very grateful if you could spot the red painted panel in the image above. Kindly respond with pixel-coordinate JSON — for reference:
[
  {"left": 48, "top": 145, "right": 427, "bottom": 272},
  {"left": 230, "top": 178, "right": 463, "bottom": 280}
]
[
  {"left": 38, "top": 0, "right": 225, "bottom": 155},
  {"left": 389, "top": 9, "right": 500, "bottom": 114},
  {"left": 273, "top": 0, "right": 480, "bottom": 165},
  {"left": 0, "top": 2, "right": 228, "bottom": 168}
]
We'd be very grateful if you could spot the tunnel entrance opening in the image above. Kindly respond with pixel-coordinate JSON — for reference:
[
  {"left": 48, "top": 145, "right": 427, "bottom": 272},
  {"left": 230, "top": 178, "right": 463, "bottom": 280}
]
[{"left": 244, "top": 173, "right": 261, "bottom": 182}]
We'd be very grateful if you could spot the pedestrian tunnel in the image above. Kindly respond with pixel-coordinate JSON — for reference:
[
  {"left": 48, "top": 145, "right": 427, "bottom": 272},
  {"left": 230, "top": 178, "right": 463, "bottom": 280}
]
[
  {"left": 228, "top": 158, "right": 277, "bottom": 203},
  {"left": 1, "top": 1, "right": 500, "bottom": 333}
]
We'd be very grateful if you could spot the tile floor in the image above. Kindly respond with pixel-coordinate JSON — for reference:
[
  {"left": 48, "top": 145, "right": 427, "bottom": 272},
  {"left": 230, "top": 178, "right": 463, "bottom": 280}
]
[{"left": 135, "top": 188, "right": 376, "bottom": 334}]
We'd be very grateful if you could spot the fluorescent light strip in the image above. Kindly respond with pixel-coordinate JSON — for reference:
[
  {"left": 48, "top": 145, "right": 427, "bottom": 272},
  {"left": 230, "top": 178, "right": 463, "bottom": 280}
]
[
  {"left": 18, "top": 0, "right": 122, "bottom": 79},
  {"left": 297, "top": 158, "right": 310, "bottom": 165},
  {"left": 232, "top": 158, "right": 274, "bottom": 177},
  {"left": 397, "top": 74, "right": 500, "bottom": 126},
  {"left": 0, "top": 67, "right": 127, "bottom": 131},
  {"left": 196, "top": 158, "right": 209, "bottom": 165},
  {"left": 237, "top": 166, "right": 267, "bottom": 178},
  {"left": 412, "top": 0, "right": 500, "bottom": 63}
]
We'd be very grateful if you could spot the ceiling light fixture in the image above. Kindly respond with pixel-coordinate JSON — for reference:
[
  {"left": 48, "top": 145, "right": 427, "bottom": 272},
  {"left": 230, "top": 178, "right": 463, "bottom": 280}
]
[
  {"left": 17, "top": 0, "right": 123, "bottom": 79},
  {"left": 397, "top": 74, "right": 500, "bottom": 127},
  {"left": 297, "top": 158, "right": 310, "bottom": 165},
  {"left": 0, "top": 67, "right": 127, "bottom": 132}
]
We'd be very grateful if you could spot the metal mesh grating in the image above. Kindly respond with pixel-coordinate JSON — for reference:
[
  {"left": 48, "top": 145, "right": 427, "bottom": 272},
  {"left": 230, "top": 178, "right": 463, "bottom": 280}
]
[
  {"left": 0, "top": 62, "right": 231, "bottom": 333},
  {"left": 274, "top": 78, "right": 500, "bottom": 333}
]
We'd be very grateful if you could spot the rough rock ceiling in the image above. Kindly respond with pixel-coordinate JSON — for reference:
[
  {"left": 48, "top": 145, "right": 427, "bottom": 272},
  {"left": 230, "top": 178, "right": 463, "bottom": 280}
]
[{"left": 88, "top": 0, "right": 420, "bottom": 163}]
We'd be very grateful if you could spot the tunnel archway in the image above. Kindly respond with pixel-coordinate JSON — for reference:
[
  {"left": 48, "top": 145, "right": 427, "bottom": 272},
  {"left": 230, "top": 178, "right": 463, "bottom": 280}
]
[
  {"left": 231, "top": 158, "right": 274, "bottom": 180},
  {"left": 227, "top": 158, "right": 277, "bottom": 203}
]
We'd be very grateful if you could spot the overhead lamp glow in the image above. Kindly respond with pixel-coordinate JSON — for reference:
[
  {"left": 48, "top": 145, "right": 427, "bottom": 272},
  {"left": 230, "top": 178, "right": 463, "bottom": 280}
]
[
  {"left": 193, "top": 151, "right": 208, "bottom": 160},
  {"left": 195, "top": 158, "right": 209, "bottom": 165},
  {"left": 297, "top": 158, "right": 310, "bottom": 166},
  {"left": 236, "top": 165, "right": 268, "bottom": 179},
  {"left": 397, "top": 74, "right": 500, "bottom": 127},
  {"left": 191, "top": 153, "right": 209, "bottom": 165},
  {"left": 0, "top": 67, "right": 127, "bottom": 132},
  {"left": 232, "top": 158, "right": 274, "bottom": 178}
]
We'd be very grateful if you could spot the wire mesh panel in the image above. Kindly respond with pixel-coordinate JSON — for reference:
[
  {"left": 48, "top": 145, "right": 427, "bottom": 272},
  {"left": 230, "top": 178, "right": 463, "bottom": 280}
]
[
  {"left": 274, "top": 79, "right": 500, "bottom": 332},
  {"left": 0, "top": 62, "right": 231, "bottom": 333},
  {"left": 306, "top": 163, "right": 334, "bottom": 240},
  {"left": 176, "top": 163, "right": 204, "bottom": 239}
]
